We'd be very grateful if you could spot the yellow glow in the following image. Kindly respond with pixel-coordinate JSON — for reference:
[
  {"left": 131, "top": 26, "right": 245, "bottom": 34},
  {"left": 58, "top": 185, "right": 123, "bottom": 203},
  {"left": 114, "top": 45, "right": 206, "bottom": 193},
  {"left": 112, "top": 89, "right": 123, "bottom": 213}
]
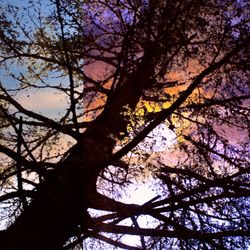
[
  {"left": 162, "top": 102, "right": 171, "bottom": 109},
  {"left": 144, "top": 102, "right": 154, "bottom": 113}
]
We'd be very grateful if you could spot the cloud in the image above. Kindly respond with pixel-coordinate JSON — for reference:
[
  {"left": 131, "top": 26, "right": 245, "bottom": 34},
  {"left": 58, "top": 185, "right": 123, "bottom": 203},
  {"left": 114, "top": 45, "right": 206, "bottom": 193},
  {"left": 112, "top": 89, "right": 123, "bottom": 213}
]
[{"left": 16, "top": 90, "right": 69, "bottom": 112}]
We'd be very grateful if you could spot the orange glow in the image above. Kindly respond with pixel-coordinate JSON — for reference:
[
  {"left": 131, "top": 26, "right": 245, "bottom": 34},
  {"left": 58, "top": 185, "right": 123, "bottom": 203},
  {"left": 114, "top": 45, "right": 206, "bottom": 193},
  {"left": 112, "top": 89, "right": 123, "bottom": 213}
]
[{"left": 84, "top": 57, "right": 210, "bottom": 142}]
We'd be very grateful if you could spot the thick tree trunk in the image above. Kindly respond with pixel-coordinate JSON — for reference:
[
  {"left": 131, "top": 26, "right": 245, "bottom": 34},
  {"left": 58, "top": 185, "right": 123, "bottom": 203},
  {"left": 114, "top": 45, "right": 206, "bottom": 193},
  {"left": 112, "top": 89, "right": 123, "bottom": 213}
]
[
  {"left": 0, "top": 48, "right": 158, "bottom": 250},
  {"left": 0, "top": 130, "right": 116, "bottom": 250}
]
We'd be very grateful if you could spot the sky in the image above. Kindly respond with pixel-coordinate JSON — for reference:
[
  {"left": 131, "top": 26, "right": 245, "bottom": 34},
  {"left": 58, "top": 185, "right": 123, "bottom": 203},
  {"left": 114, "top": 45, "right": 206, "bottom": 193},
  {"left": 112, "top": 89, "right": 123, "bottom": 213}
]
[
  {"left": 1, "top": 1, "right": 249, "bottom": 249},
  {"left": 0, "top": 0, "right": 67, "bottom": 118}
]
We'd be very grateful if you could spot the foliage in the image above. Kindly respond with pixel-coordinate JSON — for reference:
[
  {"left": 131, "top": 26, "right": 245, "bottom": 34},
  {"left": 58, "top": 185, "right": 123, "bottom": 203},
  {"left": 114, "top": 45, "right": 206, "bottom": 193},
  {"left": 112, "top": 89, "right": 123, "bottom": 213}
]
[{"left": 0, "top": 0, "right": 249, "bottom": 249}]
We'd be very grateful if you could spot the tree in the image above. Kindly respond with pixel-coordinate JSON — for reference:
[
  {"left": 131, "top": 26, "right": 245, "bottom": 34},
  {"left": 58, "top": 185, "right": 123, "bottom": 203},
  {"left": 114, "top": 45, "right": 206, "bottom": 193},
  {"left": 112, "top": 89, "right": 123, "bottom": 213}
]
[{"left": 0, "top": 0, "right": 249, "bottom": 249}]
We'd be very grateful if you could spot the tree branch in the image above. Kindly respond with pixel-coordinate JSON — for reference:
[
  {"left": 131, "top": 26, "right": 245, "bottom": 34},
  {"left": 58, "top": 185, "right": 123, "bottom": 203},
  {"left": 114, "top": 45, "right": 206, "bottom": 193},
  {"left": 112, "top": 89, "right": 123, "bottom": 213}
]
[
  {"left": 93, "top": 223, "right": 250, "bottom": 240},
  {"left": 111, "top": 39, "right": 247, "bottom": 163},
  {"left": 0, "top": 93, "right": 78, "bottom": 138}
]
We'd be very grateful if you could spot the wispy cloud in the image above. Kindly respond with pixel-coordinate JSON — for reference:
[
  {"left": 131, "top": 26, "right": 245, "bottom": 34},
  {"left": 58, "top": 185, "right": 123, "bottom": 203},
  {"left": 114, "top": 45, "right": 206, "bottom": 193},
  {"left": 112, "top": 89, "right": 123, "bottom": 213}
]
[{"left": 16, "top": 90, "right": 69, "bottom": 111}]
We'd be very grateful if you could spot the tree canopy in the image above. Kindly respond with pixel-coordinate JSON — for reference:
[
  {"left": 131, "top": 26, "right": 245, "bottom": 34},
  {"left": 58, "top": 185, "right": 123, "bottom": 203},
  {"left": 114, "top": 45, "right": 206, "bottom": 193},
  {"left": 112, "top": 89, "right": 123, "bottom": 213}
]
[{"left": 0, "top": 0, "right": 249, "bottom": 249}]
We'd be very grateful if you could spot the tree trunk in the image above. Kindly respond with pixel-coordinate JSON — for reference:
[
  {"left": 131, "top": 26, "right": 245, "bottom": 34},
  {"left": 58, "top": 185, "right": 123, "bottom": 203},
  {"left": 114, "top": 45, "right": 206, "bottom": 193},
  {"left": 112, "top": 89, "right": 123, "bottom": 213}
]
[
  {"left": 0, "top": 47, "right": 158, "bottom": 250},
  {"left": 0, "top": 129, "right": 116, "bottom": 250}
]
